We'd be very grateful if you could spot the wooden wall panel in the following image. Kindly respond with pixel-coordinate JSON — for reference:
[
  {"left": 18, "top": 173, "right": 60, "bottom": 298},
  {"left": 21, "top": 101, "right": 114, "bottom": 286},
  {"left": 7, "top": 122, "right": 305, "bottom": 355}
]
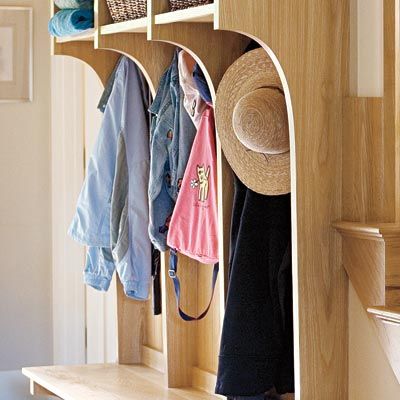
[
  {"left": 383, "top": 0, "right": 399, "bottom": 222},
  {"left": 342, "top": 97, "right": 388, "bottom": 222},
  {"left": 342, "top": 237, "right": 386, "bottom": 306},
  {"left": 161, "top": 253, "right": 198, "bottom": 388},
  {"left": 196, "top": 264, "right": 220, "bottom": 375},
  {"left": 341, "top": 0, "right": 399, "bottom": 224},
  {"left": 96, "top": 32, "right": 175, "bottom": 96},
  {"left": 216, "top": 1, "right": 349, "bottom": 398},
  {"left": 53, "top": 42, "right": 120, "bottom": 87},
  {"left": 143, "top": 300, "right": 163, "bottom": 352}
]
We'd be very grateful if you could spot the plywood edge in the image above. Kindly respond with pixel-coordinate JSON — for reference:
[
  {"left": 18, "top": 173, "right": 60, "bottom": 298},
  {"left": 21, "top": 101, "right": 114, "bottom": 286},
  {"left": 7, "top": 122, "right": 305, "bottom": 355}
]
[
  {"left": 155, "top": 4, "right": 215, "bottom": 25},
  {"left": 23, "top": 367, "right": 63, "bottom": 399},
  {"left": 191, "top": 367, "right": 222, "bottom": 398},
  {"left": 55, "top": 28, "right": 96, "bottom": 43},
  {"left": 100, "top": 19, "right": 147, "bottom": 35},
  {"left": 29, "top": 380, "right": 56, "bottom": 396},
  {"left": 116, "top": 279, "right": 146, "bottom": 365},
  {"left": 368, "top": 306, "right": 400, "bottom": 325},
  {"left": 142, "top": 345, "right": 166, "bottom": 374},
  {"left": 333, "top": 220, "right": 400, "bottom": 240}
]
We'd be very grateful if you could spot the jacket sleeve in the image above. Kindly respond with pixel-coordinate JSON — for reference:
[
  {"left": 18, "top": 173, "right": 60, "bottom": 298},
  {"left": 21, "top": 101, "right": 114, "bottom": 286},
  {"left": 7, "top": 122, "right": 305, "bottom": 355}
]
[
  {"left": 68, "top": 59, "right": 127, "bottom": 247},
  {"left": 112, "top": 61, "right": 153, "bottom": 300}
]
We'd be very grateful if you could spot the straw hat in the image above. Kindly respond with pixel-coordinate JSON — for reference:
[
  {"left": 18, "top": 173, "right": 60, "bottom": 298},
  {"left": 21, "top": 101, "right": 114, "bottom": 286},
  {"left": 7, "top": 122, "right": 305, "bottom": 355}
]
[{"left": 216, "top": 48, "right": 290, "bottom": 195}]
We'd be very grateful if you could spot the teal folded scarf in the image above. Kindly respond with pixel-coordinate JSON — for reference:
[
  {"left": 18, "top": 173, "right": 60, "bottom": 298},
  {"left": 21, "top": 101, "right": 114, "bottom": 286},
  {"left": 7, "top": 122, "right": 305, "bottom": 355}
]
[
  {"left": 48, "top": 8, "right": 94, "bottom": 37},
  {"left": 54, "top": 0, "right": 93, "bottom": 9}
]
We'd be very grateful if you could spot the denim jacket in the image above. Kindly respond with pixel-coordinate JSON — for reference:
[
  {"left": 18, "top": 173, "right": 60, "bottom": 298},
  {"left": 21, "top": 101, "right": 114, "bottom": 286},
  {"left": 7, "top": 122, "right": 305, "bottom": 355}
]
[
  {"left": 69, "top": 56, "right": 152, "bottom": 300},
  {"left": 148, "top": 50, "right": 197, "bottom": 251}
]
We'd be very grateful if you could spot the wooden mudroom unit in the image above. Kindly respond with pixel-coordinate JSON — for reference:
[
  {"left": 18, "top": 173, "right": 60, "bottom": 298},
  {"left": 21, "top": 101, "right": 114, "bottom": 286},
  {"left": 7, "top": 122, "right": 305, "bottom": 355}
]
[{"left": 22, "top": 1, "right": 400, "bottom": 399}]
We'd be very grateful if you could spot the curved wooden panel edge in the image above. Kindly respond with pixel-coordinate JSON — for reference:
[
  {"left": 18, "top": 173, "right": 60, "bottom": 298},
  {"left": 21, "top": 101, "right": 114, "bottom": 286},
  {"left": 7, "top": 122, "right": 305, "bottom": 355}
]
[
  {"left": 215, "top": 1, "right": 350, "bottom": 399},
  {"left": 53, "top": 41, "right": 119, "bottom": 87},
  {"left": 97, "top": 33, "right": 175, "bottom": 96}
]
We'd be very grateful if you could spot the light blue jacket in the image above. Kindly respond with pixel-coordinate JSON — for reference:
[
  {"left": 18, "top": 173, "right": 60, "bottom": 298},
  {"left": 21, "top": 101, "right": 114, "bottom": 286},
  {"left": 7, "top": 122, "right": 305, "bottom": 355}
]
[{"left": 69, "top": 56, "right": 152, "bottom": 300}]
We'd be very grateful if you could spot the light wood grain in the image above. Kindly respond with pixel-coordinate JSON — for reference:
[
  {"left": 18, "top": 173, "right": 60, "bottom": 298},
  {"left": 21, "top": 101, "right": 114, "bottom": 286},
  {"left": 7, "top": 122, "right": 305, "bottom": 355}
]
[
  {"left": 383, "top": 0, "right": 399, "bottom": 223},
  {"left": 149, "top": 20, "right": 249, "bottom": 98},
  {"left": 116, "top": 280, "right": 146, "bottom": 365},
  {"left": 385, "top": 240, "right": 400, "bottom": 288},
  {"left": 342, "top": 235, "right": 386, "bottom": 307},
  {"left": 143, "top": 293, "right": 163, "bottom": 352},
  {"left": 384, "top": 240, "right": 400, "bottom": 308},
  {"left": 196, "top": 263, "right": 220, "bottom": 375},
  {"left": 161, "top": 252, "right": 197, "bottom": 388},
  {"left": 96, "top": 31, "right": 174, "bottom": 96},
  {"left": 342, "top": 97, "right": 388, "bottom": 222},
  {"left": 216, "top": 1, "right": 350, "bottom": 398},
  {"left": 333, "top": 220, "right": 400, "bottom": 240},
  {"left": 52, "top": 41, "right": 120, "bottom": 87},
  {"left": 191, "top": 367, "right": 221, "bottom": 398},
  {"left": 141, "top": 345, "right": 166, "bottom": 373},
  {"left": 95, "top": 0, "right": 113, "bottom": 26},
  {"left": 333, "top": 221, "right": 400, "bottom": 308},
  {"left": 23, "top": 364, "right": 220, "bottom": 400}
]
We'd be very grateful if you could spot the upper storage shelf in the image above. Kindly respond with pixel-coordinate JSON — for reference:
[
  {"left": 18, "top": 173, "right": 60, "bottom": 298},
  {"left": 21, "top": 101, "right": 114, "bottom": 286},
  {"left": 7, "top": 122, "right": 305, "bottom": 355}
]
[
  {"left": 51, "top": 3, "right": 215, "bottom": 41},
  {"left": 55, "top": 28, "right": 96, "bottom": 43},
  {"left": 100, "top": 18, "right": 147, "bottom": 35},
  {"left": 155, "top": 4, "right": 214, "bottom": 24}
]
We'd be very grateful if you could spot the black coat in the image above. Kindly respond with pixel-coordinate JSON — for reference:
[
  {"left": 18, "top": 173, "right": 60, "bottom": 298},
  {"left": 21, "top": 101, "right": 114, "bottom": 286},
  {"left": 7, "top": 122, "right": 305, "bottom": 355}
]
[{"left": 215, "top": 174, "right": 294, "bottom": 397}]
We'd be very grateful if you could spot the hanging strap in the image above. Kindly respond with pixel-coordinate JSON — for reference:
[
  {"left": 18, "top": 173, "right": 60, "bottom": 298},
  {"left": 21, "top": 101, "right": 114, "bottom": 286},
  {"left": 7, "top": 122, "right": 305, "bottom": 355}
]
[{"left": 169, "top": 249, "right": 219, "bottom": 322}]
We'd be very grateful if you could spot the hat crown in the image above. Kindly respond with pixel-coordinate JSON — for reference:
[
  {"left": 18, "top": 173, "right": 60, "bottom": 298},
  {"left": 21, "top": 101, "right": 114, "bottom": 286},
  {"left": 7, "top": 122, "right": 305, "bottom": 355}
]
[{"left": 232, "top": 88, "right": 289, "bottom": 155}]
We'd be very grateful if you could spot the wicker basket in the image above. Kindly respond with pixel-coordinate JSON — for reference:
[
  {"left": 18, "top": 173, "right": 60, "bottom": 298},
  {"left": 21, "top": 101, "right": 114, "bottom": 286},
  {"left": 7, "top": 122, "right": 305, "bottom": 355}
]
[
  {"left": 169, "top": 0, "right": 213, "bottom": 12},
  {"left": 106, "top": 0, "right": 147, "bottom": 23}
]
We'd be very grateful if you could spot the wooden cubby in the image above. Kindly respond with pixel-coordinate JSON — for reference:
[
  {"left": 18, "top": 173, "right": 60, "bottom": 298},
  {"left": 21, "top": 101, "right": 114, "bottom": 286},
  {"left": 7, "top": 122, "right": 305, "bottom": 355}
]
[{"left": 27, "top": 1, "right": 400, "bottom": 399}]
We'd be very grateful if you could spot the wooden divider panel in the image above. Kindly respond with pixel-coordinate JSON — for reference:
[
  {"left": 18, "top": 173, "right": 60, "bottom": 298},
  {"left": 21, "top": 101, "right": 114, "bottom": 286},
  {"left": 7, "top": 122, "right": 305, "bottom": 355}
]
[
  {"left": 216, "top": 1, "right": 350, "bottom": 399},
  {"left": 52, "top": 41, "right": 120, "bottom": 87},
  {"left": 147, "top": 3, "right": 250, "bottom": 391},
  {"left": 342, "top": 97, "right": 387, "bottom": 222}
]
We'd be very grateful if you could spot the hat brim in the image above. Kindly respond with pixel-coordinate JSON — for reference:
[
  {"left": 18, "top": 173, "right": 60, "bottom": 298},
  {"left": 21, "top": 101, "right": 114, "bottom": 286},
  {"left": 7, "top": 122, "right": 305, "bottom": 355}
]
[{"left": 215, "top": 48, "right": 290, "bottom": 196}]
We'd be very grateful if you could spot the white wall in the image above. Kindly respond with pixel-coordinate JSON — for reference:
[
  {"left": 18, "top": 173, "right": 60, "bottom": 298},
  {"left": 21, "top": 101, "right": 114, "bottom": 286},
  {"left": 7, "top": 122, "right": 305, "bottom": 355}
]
[
  {"left": 0, "top": 0, "right": 52, "bottom": 369},
  {"left": 350, "top": 0, "right": 383, "bottom": 97},
  {"left": 349, "top": 284, "right": 400, "bottom": 399},
  {"left": 83, "top": 65, "right": 117, "bottom": 364},
  {"left": 51, "top": 56, "right": 86, "bottom": 365},
  {"left": 51, "top": 58, "right": 117, "bottom": 365}
]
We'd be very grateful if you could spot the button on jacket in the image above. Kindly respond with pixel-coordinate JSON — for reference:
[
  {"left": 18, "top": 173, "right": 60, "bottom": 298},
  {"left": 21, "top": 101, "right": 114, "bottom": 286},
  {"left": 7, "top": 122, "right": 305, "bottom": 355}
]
[
  {"left": 69, "top": 56, "right": 152, "bottom": 300},
  {"left": 148, "top": 50, "right": 197, "bottom": 252}
]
